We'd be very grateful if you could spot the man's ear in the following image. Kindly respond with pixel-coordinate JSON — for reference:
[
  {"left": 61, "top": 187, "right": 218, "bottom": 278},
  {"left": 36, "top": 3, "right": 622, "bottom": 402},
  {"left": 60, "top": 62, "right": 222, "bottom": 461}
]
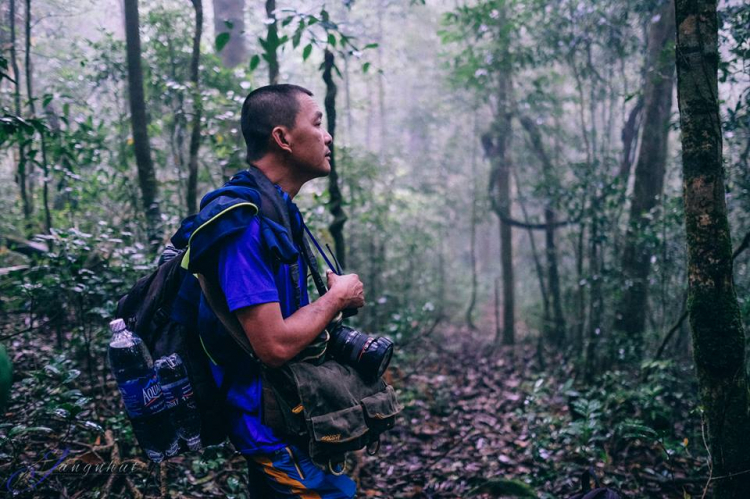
[{"left": 270, "top": 126, "right": 293, "bottom": 154}]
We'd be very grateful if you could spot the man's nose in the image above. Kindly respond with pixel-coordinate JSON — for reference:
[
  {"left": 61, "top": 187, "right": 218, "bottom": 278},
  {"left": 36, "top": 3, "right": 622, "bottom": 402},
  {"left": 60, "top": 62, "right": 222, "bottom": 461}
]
[{"left": 324, "top": 131, "right": 333, "bottom": 145}]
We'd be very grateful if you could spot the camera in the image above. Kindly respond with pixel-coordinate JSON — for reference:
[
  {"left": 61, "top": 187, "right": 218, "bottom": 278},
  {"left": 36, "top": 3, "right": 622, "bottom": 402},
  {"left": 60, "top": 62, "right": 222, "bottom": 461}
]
[{"left": 327, "top": 322, "right": 394, "bottom": 382}]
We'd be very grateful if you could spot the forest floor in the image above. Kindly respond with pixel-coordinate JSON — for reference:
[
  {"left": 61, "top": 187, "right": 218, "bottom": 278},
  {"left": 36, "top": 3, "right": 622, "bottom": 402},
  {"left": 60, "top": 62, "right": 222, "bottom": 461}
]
[
  {"left": 358, "top": 325, "right": 708, "bottom": 499},
  {"left": 1, "top": 320, "right": 708, "bottom": 498}
]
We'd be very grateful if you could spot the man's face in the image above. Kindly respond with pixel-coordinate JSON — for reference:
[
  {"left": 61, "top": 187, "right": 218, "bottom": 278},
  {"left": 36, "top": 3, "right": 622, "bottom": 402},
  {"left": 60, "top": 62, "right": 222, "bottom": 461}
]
[{"left": 286, "top": 93, "right": 332, "bottom": 178}]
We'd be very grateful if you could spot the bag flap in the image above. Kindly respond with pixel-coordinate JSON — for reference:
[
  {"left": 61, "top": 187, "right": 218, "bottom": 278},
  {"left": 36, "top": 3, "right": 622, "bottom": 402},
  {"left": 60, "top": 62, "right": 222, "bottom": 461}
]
[
  {"left": 360, "top": 385, "right": 402, "bottom": 420},
  {"left": 288, "top": 359, "right": 384, "bottom": 417},
  {"left": 309, "top": 405, "right": 368, "bottom": 444}
]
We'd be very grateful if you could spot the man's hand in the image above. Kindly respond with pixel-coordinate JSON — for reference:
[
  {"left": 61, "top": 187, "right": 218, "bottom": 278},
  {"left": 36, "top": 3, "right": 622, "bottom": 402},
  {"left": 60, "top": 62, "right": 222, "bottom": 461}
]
[{"left": 326, "top": 270, "right": 365, "bottom": 309}]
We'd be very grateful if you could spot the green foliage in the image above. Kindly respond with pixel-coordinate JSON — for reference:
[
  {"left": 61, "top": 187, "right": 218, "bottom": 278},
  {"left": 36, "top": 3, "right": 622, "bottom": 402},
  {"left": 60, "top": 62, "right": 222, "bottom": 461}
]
[
  {"left": 0, "top": 354, "right": 103, "bottom": 461},
  {"left": 0, "top": 345, "right": 11, "bottom": 412},
  {"left": 1, "top": 225, "right": 151, "bottom": 349}
]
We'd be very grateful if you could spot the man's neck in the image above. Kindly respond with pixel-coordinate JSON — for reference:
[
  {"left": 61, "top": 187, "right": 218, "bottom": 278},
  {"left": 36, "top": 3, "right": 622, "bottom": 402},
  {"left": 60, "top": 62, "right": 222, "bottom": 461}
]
[{"left": 251, "top": 156, "right": 304, "bottom": 199}]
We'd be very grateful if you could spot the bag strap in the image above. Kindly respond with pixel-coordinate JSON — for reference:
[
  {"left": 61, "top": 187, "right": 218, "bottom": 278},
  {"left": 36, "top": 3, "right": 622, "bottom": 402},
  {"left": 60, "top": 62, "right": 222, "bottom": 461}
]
[{"left": 196, "top": 273, "right": 258, "bottom": 362}]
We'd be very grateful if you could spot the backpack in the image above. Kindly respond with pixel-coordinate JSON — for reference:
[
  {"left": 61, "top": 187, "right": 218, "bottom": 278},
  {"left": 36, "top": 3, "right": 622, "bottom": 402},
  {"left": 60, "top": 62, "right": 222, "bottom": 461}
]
[
  {"left": 115, "top": 247, "right": 229, "bottom": 449},
  {"left": 114, "top": 167, "right": 402, "bottom": 470}
]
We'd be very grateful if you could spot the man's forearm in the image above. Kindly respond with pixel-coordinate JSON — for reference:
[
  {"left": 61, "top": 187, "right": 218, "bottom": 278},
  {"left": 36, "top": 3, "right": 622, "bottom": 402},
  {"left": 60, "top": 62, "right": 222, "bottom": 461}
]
[
  {"left": 236, "top": 288, "right": 345, "bottom": 368},
  {"left": 276, "top": 291, "right": 345, "bottom": 359}
]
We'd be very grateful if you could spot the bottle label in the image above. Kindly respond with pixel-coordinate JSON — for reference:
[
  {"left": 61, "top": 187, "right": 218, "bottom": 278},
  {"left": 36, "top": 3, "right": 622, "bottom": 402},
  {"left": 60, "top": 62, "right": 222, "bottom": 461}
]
[
  {"left": 161, "top": 377, "right": 195, "bottom": 407},
  {"left": 118, "top": 373, "right": 165, "bottom": 418}
]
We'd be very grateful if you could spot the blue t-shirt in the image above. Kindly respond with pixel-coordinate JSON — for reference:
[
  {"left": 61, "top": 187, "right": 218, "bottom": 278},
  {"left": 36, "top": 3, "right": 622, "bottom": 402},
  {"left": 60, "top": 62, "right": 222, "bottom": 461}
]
[{"left": 183, "top": 191, "right": 309, "bottom": 456}]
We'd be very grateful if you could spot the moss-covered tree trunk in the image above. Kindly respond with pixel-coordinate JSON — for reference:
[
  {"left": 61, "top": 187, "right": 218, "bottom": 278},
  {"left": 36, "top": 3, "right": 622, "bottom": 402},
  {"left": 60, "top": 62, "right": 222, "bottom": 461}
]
[
  {"left": 675, "top": 0, "right": 750, "bottom": 496},
  {"left": 615, "top": 0, "right": 676, "bottom": 356},
  {"left": 124, "top": 0, "right": 162, "bottom": 250},
  {"left": 322, "top": 49, "right": 347, "bottom": 270}
]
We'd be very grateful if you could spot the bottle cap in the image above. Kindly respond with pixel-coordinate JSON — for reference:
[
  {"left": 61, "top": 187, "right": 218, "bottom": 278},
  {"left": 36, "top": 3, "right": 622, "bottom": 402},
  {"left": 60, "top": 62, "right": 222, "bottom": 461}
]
[{"left": 109, "top": 318, "right": 127, "bottom": 334}]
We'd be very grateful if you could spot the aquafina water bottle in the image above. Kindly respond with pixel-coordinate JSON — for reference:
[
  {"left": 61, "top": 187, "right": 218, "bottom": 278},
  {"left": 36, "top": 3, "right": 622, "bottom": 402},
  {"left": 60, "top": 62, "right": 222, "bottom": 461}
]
[
  {"left": 155, "top": 354, "right": 202, "bottom": 451},
  {"left": 108, "top": 319, "right": 179, "bottom": 462}
]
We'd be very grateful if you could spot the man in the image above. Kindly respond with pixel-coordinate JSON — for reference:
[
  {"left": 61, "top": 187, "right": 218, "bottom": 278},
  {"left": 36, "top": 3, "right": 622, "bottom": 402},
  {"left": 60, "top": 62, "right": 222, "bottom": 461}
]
[{"left": 198, "top": 84, "right": 363, "bottom": 497}]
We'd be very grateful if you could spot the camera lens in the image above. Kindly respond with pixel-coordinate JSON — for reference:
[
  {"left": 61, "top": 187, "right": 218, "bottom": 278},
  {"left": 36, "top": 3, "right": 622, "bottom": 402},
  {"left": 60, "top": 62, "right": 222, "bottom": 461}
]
[
  {"left": 328, "top": 325, "right": 394, "bottom": 381},
  {"left": 360, "top": 337, "right": 393, "bottom": 380}
]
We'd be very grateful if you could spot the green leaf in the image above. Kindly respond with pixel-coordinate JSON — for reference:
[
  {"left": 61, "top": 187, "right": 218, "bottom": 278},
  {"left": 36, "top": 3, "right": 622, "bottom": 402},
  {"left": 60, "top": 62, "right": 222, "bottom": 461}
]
[
  {"left": 249, "top": 55, "right": 261, "bottom": 71},
  {"left": 362, "top": 62, "right": 371, "bottom": 73},
  {"left": 9, "top": 425, "right": 27, "bottom": 437},
  {"left": 42, "top": 94, "right": 54, "bottom": 108},
  {"left": 328, "top": 34, "right": 337, "bottom": 47},
  {"left": 303, "top": 44, "right": 313, "bottom": 61},
  {"left": 363, "top": 43, "right": 379, "bottom": 50},
  {"left": 223, "top": 20, "right": 234, "bottom": 30},
  {"left": 215, "top": 32, "right": 231, "bottom": 53}
]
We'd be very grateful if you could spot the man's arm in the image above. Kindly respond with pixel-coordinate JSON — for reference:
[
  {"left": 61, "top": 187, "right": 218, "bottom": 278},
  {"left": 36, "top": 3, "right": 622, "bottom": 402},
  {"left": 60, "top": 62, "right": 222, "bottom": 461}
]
[{"left": 235, "top": 270, "right": 364, "bottom": 368}]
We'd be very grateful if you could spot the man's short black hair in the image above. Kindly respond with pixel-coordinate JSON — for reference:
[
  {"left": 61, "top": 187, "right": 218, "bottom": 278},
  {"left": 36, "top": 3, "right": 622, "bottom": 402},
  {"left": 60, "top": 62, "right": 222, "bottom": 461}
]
[{"left": 240, "top": 84, "right": 313, "bottom": 162}]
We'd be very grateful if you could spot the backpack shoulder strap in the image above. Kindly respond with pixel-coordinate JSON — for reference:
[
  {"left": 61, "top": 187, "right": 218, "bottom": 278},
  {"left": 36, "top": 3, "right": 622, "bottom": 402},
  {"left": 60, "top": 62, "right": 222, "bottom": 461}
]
[{"left": 196, "top": 273, "right": 258, "bottom": 362}]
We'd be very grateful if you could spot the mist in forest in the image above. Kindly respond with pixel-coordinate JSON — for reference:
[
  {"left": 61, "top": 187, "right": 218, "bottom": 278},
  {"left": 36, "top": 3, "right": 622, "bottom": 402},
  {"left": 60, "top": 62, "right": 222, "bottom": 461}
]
[{"left": 1, "top": 0, "right": 749, "bottom": 497}]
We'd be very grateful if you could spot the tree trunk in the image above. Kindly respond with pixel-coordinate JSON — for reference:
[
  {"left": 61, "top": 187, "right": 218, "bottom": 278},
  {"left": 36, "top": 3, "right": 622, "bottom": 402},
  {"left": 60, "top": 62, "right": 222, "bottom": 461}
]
[
  {"left": 617, "top": 96, "right": 644, "bottom": 182},
  {"left": 124, "top": 0, "right": 162, "bottom": 250},
  {"left": 323, "top": 49, "right": 347, "bottom": 269},
  {"left": 24, "top": 0, "right": 51, "bottom": 235},
  {"left": 466, "top": 109, "right": 479, "bottom": 331},
  {"left": 376, "top": 0, "right": 386, "bottom": 162},
  {"left": 615, "top": 0, "right": 676, "bottom": 356},
  {"left": 514, "top": 170, "right": 550, "bottom": 332},
  {"left": 518, "top": 115, "right": 566, "bottom": 345},
  {"left": 187, "top": 0, "right": 203, "bottom": 215},
  {"left": 675, "top": 0, "right": 750, "bottom": 496},
  {"left": 584, "top": 199, "right": 603, "bottom": 381},
  {"left": 265, "top": 0, "right": 279, "bottom": 85},
  {"left": 9, "top": 0, "right": 31, "bottom": 221},
  {"left": 212, "top": 0, "right": 246, "bottom": 68},
  {"left": 483, "top": 71, "right": 515, "bottom": 346}
]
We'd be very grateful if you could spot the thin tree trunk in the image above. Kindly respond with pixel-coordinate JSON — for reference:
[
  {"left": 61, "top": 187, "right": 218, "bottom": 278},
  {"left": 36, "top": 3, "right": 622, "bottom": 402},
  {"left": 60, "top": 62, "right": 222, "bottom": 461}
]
[
  {"left": 163, "top": 16, "right": 187, "bottom": 210},
  {"left": 25, "top": 0, "right": 51, "bottom": 235},
  {"left": 124, "top": 0, "right": 162, "bottom": 250},
  {"left": 212, "top": 0, "right": 246, "bottom": 68},
  {"left": 675, "top": 0, "right": 750, "bottom": 496},
  {"left": 376, "top": 0, "right": 385, "bottom": 162},
  {"left": 518, "top": 115, "right": 566, "bottom": 344},
  {"left": 10, "top": 0, "right": 30, "bottom": 221},
  {"left": 265, "top": 0, "right": 279, "bottom": 84},
  {"left": 514, "top": 170, "right": 550, "bottom": 331},
  {"left": 323, "top": 49, "right": 347, "bottom": 268},
  {"left": 584, "top": 200, "right": 603, "bottom": 381},
  {"left": 615, "top": 0, "right": 676, "bottom": 357},
  {"left": 466, "top": 109, "right": 479, "bottom": 330},
  {"left": 187, "top": 0, "right": 203, "bottom": 215}
]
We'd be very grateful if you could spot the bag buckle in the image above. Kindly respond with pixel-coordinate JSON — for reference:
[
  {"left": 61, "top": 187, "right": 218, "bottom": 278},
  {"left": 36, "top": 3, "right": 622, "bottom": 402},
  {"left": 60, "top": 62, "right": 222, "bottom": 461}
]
[
  {"left": 366, "top": 436, "right": 381, "bottom": 456},
  {"left": 327, "top": 458, "right": 347, "bottom": 476}
]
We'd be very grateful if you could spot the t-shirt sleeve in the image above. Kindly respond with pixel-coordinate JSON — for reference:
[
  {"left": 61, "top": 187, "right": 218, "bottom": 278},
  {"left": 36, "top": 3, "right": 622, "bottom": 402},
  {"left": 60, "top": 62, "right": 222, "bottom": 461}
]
[{"left": 218, "top": 217, "right": 280, "bottom": 312}]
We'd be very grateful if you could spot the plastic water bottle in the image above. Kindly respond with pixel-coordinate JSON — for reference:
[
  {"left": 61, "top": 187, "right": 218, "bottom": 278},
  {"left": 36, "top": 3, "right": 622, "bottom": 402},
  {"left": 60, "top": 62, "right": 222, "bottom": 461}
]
[
  {"left": 155, "top": 354, "right": 202, "bottom": 451},
  {"left": 108, "top": 319, "right": 179, "bottom": 462}
]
